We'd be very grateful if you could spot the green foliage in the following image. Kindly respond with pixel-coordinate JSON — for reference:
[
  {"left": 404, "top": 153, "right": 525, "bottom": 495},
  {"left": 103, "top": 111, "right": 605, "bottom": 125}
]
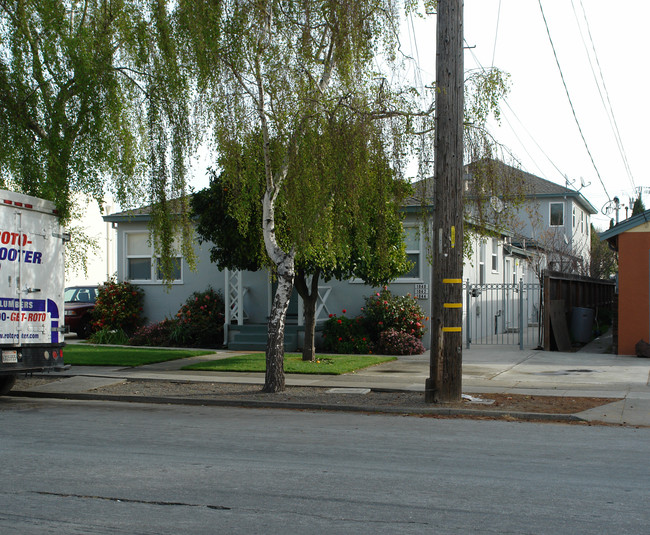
[
  {"left": 632, "top": 195, "right": 646, "bottom": 216},
  {"left": 0, "top": 0, "right": 194, "bottom": 280},
  {"left": 362, "top": 288, "right": 427, "bottom": 342},
  {"left": 92, "top": 280, "right": 145, "bottom": 335},
  {"left": 0, "top": 1, "right": 149, "bottom": 220},
  {"left": 170, "top": 288, "right": 226, "bottom": 348},
  {"left": 590, "top": 224, "right": 617, "bottom": 279},
  {"left": 88, "top": 328, "right": 130, "bottom": 346},
  {"left": 192, "top": 167, "right": 268, "bottom": 272},
  {"left": 322, "top": 313, "right": 374, "bottom": 355},
  {"left": 322, "top": 291, "right": 428, "bottom": 355},
  {"left": 193, "top": 121, "right": 412, "bottom": 284},
  {"left": 128, "top": 288, "right": 225, "bottom": 348}
]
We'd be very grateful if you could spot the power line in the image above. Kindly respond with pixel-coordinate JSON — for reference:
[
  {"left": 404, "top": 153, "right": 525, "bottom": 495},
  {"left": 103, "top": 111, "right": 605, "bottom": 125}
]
[
  {"left": 538, "top": 0, "right": 611, "bottom": 202},
  {"left": 465, "top": 42, "right": 568, "bottom": 184},
  {"left": 491, "top": 0, "right": 502, "bottom": 67},
  {"left": 574, "top": 0, "right": 636, "bottom": 192}
]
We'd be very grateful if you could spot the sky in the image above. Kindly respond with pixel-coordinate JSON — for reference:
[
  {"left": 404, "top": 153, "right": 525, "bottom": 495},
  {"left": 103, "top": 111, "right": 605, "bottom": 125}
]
[
  {"left": 72, "top": 0, "right": 649, "bottom": 285},
  {"left": 436, "top": 0, "right": 648, "bottom": 229}
]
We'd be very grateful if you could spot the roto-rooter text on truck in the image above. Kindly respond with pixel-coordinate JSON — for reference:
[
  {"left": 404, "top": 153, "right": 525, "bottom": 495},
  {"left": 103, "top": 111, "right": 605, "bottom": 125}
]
[{"left": 0, "top": 190, "right": 67, "bottom": 395}]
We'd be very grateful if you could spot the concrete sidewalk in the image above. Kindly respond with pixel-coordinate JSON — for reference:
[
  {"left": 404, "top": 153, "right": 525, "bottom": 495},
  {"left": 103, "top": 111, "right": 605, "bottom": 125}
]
[{"left": 11, "top": 331, "right": 650, "bottom": 425}]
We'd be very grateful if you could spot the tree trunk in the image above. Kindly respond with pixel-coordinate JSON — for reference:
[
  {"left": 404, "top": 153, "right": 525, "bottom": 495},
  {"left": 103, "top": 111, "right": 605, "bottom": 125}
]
[
  {"left": 295, "top": 268, "right": 320, "bottom": 361},
  {"left": 261, "top": 188, "right": 294, "bottom": 392},
  {"left": 264, "top": 252, "right": 295, "bottom": 392}
]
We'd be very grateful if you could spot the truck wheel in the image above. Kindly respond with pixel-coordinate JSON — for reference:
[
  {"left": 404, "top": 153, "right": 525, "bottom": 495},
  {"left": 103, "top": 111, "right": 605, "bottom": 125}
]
[{"left": 0, "top": 374, "right": 16, "bottom": 395}]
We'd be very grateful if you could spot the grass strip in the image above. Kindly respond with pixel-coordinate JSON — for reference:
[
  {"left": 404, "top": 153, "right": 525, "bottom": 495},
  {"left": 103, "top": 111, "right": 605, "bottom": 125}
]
[
  {"left": 63, "top": 345, "right": 215, "bottom": 367},
  {"left": 182, "top": 353, "right": 397, "bottom": 375}
]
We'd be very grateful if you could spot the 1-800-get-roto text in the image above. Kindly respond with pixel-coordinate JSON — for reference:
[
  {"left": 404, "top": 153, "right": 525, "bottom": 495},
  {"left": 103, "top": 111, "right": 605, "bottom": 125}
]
[{"left": 1, "top": 312, "right": 47, "bottom": 322}]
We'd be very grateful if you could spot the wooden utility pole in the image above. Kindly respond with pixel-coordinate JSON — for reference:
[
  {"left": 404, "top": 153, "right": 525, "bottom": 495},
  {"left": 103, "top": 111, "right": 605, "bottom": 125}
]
[{"left": 425, "top": 0, "right": 464, "bottom": 403}]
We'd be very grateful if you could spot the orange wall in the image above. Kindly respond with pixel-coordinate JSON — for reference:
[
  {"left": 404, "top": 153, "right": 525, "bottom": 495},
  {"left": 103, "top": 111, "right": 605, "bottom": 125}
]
[{"left": 618, "top": 232, "right": 650, "bottom": 354}]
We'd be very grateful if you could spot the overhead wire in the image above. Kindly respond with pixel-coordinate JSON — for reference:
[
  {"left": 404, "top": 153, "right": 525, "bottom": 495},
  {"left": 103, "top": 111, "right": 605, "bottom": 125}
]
[
  {"left": 491, "top": 0, "right": 502, "bottom": 67},
  {"left": 465, "top": 40, "right": 567, "bottom": 183},
  {"left": 537, "top": 0, "right": 611, "bottom": 202},
  {"left": 574, "top": 0, "right": 636, "bottom": 192}
]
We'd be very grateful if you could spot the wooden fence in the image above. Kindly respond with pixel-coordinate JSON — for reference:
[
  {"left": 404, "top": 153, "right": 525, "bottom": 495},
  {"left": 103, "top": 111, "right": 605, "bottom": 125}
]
[{"left": 542, "top": 270, "right": 616, "bottom": 351}]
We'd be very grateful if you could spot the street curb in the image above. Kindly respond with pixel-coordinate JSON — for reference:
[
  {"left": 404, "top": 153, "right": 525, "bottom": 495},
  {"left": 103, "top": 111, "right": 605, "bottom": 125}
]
[{"left": 8, "top": 389, "right": 586, "bottom": 423}]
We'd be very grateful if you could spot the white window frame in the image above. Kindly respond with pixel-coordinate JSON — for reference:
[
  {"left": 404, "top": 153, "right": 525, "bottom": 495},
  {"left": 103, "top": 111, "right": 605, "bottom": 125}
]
[
  {"left": 124, "top": 231, "right": 184, "bottom": 285},
  {"left": 491, "top": 238, "right": 499, "bottom": 273},
  {"left": 479, "top": 240, "right": 486, "bottom": 285},
  {"left": 397, "top": 224, "right": 424, "bottom": 282},
  {"left": 549, "top": 202, "right": 564, "bottom": 227}
]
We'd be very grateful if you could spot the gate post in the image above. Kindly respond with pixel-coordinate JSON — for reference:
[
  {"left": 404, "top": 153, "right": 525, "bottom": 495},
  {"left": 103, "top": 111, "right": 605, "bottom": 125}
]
[
  {"left": 466, "top": 279, "right": 471, "bottom": 349},
  {"left": 519, "top": 278, "right": 524, "bottom": 350}
]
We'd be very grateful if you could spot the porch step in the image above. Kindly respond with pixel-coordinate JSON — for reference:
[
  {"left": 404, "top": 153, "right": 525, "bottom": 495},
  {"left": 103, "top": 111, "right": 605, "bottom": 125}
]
[{"left": 227, "top": 324, "right": 300, "bottom": 352}]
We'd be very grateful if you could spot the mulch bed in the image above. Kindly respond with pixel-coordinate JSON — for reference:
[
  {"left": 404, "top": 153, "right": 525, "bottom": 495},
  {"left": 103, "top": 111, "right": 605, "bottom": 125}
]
[{"left": 83, "top": 379, "right": 617, "bottom": 415}]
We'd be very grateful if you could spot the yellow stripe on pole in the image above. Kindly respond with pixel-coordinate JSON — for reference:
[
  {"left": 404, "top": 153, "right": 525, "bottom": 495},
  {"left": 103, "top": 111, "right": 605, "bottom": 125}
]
[
  {"left": 442, "top": 278, "right": 462, "bottom": 284},
  {"left": 443, "top": 303, "right": 463, "bottom": 308},
  {"left": 442, "top": 327, "right": 462, "bottom": 332}
]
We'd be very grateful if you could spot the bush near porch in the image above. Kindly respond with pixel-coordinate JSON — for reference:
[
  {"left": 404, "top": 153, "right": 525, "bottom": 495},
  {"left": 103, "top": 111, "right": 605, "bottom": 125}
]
[
  {"left": 322, "top": 288, "right": 428, "bottom": 355},
  {"left": 127, "top": 288, "right": 226, "bottom": 348}
]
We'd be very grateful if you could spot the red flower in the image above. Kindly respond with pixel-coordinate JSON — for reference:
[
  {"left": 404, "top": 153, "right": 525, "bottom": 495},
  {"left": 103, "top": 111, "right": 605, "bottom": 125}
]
[{"left": 342, "top": 309, "right": 346, "bottom": 314}]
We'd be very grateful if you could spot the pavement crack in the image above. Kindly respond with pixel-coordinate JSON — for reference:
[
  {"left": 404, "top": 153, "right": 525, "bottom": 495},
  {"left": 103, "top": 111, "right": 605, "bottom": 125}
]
[{"left": 33, "top": 491, "right": 230, "bottom": 511}]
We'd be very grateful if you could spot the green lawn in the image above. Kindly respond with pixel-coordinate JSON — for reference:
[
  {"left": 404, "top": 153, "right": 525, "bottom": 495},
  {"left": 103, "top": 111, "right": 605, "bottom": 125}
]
[
  {"left": 182, "top": 353, "right": 397, "bottom": 375},
  {"left": 63, "top": 345, "right": 215, "bottom": 367}
]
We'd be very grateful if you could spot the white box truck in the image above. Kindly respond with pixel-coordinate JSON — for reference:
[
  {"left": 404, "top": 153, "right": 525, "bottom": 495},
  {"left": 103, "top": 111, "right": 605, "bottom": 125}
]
[{"left": 0, "top": 190, "right": 67, "bottom": 395}]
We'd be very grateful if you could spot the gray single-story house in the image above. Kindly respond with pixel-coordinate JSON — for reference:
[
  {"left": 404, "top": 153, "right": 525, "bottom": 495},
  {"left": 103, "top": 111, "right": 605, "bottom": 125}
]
[{"left": 104, "top": 160, "right": 596, "bottom": 350}]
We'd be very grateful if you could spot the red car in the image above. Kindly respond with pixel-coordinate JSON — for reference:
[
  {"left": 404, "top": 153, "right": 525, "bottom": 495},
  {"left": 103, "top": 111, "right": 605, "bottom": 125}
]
[{"left": 64, "top": 286, "right": 98, "bottom": 338}]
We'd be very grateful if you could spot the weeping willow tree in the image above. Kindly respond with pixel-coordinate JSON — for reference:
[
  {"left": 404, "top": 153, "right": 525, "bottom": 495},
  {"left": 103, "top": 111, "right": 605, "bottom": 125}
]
[
  {"left": 176, "top": 0, "right": 429, "bottom": 392},
  {"left": 0, "top": 0, "right": 195, "bottom": 272},
  {"left": 194, "top": 116, "right": 412, "bottom": 363}
]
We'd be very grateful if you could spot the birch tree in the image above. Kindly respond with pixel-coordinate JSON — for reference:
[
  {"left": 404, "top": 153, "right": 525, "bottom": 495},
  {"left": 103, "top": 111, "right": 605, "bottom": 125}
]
[
  {"left": 177, "top": 0, "right": 424, "bottom": 391},
  {"left": 193, "top": 119, "right": 411, "bottom": 362}
]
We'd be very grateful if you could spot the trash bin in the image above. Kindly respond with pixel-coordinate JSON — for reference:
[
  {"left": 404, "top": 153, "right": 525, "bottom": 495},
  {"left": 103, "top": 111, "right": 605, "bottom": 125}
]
[{"left": 571, "top": 307, "right": 594, "bottom": 343}]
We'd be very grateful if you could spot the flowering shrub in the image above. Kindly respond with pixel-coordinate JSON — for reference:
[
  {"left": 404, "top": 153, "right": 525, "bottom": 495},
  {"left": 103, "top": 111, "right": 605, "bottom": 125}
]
[
  {"left": 377, "top": 328, "right": 425, "bottom": 355},
  {"left": 170, "top": 288, "right": 225, "bottom": 347},
  {"left": 362, "top": 287, "right": 427, "bottom": 343},
  {"left": 92, "top": 279, "right": 144, "bottom": 335},
  {"left": 129, "top": 319, "right": 176, "bottom": 347},
  {"left": 128, "top": 288, "right": 225, "bottom": 348},
  {"left": 322, "top": 312, "right": 373, "bottom": 354}
]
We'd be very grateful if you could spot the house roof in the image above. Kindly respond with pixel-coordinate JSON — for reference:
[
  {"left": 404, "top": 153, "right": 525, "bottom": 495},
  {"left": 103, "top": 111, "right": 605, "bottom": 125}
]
[
  {"left": 599, "top": 209, "right": 650, "bottom": 242},
  {"left": 104, "top": 197, "right": 189, "bottom": 223},
  {"left": 404, "top": 159, "right": 598, "bottom": 215}
]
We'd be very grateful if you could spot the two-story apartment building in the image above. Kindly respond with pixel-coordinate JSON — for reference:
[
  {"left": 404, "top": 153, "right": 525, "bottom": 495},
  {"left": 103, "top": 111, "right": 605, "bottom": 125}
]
[{"left": 104, "top": 159, "right": 597, "bottom": 350}]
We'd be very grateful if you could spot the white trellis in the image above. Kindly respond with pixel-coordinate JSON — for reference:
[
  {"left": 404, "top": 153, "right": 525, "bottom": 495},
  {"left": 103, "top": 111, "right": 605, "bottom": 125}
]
[
  {"left": 224, "top": 268, "right": 247, "bottom": 343},
  {"left": 297, "top": 285, "right": 332, "bottom": 326}
]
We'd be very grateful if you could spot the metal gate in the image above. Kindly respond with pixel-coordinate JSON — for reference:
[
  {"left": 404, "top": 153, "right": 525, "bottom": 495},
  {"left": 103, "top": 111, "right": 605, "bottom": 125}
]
[{"left": 465, "top": 280, "right": 542, "bottom": 349}]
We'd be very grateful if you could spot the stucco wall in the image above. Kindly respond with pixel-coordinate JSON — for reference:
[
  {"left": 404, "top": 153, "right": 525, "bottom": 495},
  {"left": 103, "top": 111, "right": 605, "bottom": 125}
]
[{"left": 617, "top": 231, "right": 650, "bottom": 355}]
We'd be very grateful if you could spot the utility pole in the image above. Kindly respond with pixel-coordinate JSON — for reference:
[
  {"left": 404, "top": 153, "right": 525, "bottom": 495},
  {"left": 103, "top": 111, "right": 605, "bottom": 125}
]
[{"left": 425, "top": 0, "right": 464, "bottom": 403}]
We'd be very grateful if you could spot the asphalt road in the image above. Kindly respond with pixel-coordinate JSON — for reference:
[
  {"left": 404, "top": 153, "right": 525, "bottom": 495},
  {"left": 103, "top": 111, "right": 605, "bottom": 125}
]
[{"left": 1, "top": 398, "right": 649, "bottom": 534}]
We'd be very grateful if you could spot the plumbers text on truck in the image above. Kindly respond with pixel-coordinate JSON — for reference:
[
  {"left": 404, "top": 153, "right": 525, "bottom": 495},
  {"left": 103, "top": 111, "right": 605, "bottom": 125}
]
[{"left": 0, "top": 190, "right": 68, "bottom": 395}]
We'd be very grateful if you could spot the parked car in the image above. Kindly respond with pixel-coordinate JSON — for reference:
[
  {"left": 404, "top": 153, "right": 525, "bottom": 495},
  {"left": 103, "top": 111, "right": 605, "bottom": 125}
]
[{"left": 64, "top": 286, "right": 98, "bottom": 338}]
